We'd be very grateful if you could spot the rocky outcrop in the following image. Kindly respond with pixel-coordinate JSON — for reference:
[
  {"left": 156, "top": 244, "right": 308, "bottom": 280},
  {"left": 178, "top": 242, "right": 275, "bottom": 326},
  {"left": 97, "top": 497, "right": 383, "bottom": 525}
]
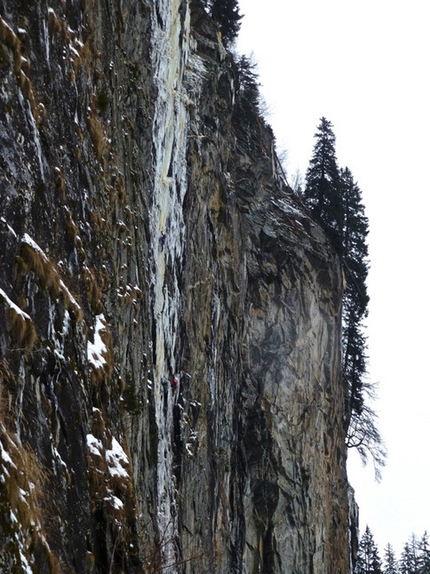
[{"left": 0, "top": 0, "right": 354, "bottom": 572}]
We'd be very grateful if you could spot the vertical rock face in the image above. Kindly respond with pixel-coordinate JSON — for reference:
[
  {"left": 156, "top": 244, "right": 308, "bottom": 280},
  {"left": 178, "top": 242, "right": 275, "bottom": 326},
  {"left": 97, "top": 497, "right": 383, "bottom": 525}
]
[{"left": 0, "top": 0, "right": 354, "bottom": 572}]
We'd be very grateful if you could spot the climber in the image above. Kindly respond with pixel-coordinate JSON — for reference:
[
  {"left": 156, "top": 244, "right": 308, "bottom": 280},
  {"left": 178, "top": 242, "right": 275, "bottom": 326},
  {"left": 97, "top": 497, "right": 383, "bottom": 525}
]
[
  {"left": 159, "top": 232, "right": 166, "bottom": 251},
  {"left": 171, "top": 377, "right": 178, "bottom": 390}
]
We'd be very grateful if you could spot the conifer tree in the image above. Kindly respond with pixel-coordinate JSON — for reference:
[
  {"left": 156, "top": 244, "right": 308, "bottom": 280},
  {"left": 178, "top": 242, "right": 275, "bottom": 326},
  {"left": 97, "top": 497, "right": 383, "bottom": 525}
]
[
  {"left": 304, "top": 117, "right": 343, "bottom": 249},
  {"left": 383, "top": 543, "right": 398, "bottom": 574},
  {"left": 340, "top": 167, "right": 369, "bottom": 314},
  {"left": 210, "top": 0, "right": 242, "bottom": 44},
  {"left": 410, "top": 535, "right": 421, "bottom": 574},
  {"left": 400, "top": 542, "right": 417, "bottom": 574},
  {"left": 236, "top": 55, "right": 260, "bottom": 109},
  {"left": 304, "top": 119, "right": 385, "bottom": 476},
  {"left": 418, "top": 532, "right": 430, "bottom": 574},
  {"left": 355, "top": 526, "right": 383, "bottom": 574},
  {"left": 340, "top": 169, "right": 386, "bottom": 476},
  {"left": 340, "top": 167, "right": 370, "bottom": 422}
]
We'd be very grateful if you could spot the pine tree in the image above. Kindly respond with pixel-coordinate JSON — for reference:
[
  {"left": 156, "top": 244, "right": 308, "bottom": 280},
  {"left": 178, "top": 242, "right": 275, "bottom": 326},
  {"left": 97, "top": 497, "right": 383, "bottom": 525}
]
[
  {"left": 303, "top": 119, "right": 385, "bottom": 476},
  {"left": 355, "top": 526, "right": 383, "bottom": 574},
  {"left": 236, "top": 55, "right": 260, "bottom": 109},
  {"left": 340, "top": 167, "right": 369, "bottom": 313},
  {"left": 210, "top": 0, "right": 242, "bottom": 44},
  {"left": 340, "top": 168, "right": 386, "bottom": 476},
  {"left": 418, "top": 532, "right": 430, "bottom": 574},
  {"left": 400, "top": 542, "right": 416, "bottom": 574},
  {"left": 304, "top": 117, "right": 342, "bottom": 249},
  {"left": 383, "top": 543, "right": 398, "bottom": 574},
  {"left": 399, "top": 536, "right": 424, "bottom": 574},
  {"left": 418, "top": 531, "right": 430, "bottom": 574},
  {"left": 340, "top": 166, "right": 369, "bottom": 421}
]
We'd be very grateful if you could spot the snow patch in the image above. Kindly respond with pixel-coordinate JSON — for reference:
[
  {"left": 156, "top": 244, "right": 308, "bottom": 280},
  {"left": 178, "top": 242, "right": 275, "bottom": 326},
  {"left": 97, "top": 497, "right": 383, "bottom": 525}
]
[
  {"left": 1, "top": 217, "right": 17, "bottom": 238},
  {"left": 275, "top": 198, "right": 305, "bottom": 220},
  {"left": 22, "top": 232, "right": 49, "bottom": 257},
  {"left": 105, "top": 494, "right": 124, "bottom": 509},
  {"left": 0, "top": 438, "right": 15, "bottom": 467},
  {"left": 86, "top": 434, "right": 103, "bottom": 457},
  {"left": 0, "top": 288, "right": 31, "bottom": 322},
  {"left": 87, "top": 314, "right": 108, "bottom": 369},
  {"left": 106, "top": 437, "right": 129, "bottom": 479}
]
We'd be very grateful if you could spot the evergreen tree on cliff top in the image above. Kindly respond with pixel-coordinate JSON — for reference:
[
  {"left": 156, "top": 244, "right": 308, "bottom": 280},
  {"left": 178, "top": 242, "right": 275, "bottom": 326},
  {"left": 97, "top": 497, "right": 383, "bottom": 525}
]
[
  {"left": 304, "top": 118, "right": 369, "bottom": 418},
  {"left": 304, "top": 118, "right": 385, "bottom": 477},
  {"left": 340, "top": 166, "right": 369, "bottom": 418},
  {"left": 210, "top": 0, "right": 242, "bottom": 43},
  {"left": 304, "top": 117, "right": 343, "bottom": 250}
]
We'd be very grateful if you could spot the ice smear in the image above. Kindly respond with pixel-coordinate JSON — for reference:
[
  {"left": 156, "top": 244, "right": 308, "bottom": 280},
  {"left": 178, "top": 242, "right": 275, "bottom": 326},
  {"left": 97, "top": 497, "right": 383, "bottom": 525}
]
[{"left": 149, "top": 0, "right": 194, "bottom": 569}]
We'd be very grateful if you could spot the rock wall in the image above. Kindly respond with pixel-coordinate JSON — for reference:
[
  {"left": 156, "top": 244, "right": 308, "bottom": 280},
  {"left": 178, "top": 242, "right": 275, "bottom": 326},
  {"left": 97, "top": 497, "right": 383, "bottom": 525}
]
[{"left": 0, "top": 0, "right": 354, "bottom": 572}]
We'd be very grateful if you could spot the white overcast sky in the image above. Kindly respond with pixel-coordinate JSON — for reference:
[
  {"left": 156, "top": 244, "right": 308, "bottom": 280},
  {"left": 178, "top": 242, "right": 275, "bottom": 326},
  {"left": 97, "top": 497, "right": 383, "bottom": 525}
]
[{"left": 237, "top": 0, "right": 430, "bottom": 556}]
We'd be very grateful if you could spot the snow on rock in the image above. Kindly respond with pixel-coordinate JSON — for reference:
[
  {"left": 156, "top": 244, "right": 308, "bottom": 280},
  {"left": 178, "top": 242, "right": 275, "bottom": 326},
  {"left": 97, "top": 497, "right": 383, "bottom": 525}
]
[
  {"left": 0, "top": 216, "right": 17, "bottom": 238},
  {"left": 0, "top": 287, "right": 31, "bottom": 322},
  {"left": 87, "top": 314, "right": 108, "bottom": 369},
  {"left": 106, "top": 437, "right": 129, "bottom": 479},
  {"left": 22, "top": 232, "right": 45, "bottom": 254},
  {"left": 105, "top": 495, "right": 124, "bottom": 510},
  {"left": 86, "top": 434, "right": 103, "bottom": 457}
]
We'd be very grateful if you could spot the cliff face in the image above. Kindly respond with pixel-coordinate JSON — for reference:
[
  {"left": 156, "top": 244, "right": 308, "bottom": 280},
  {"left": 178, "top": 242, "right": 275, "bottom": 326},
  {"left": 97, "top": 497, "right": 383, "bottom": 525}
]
[{"left": 0, "top": 0, "right": 354, "bottom": 572}]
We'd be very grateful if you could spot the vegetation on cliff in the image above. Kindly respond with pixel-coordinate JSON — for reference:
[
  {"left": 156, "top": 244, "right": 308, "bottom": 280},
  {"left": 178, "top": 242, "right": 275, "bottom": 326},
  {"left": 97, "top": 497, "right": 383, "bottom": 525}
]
[
  {"left": 202, "top": 0, "right": 243, "bottom": 43},
  {"left": 303, "top": 117, "right": 386, "bottom": 478}
]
